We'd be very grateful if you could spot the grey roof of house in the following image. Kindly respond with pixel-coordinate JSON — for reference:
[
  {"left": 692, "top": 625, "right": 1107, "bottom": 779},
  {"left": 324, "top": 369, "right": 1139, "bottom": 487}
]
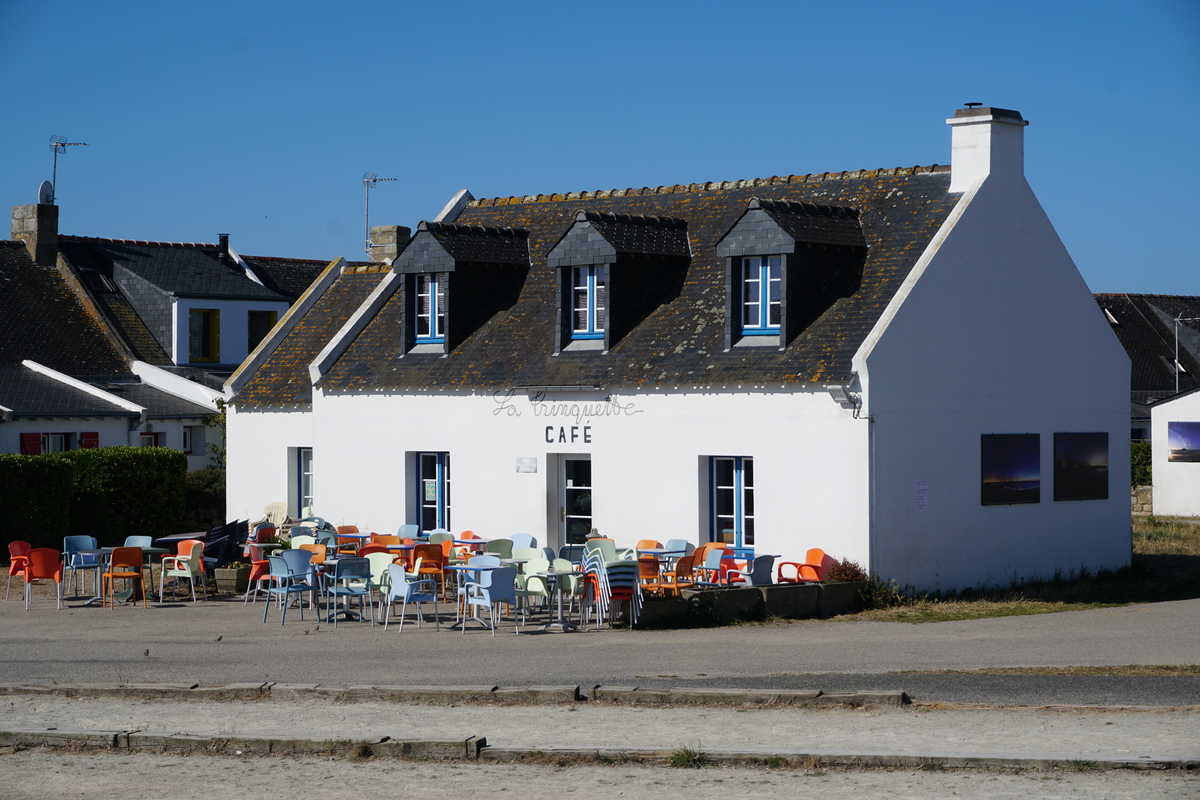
[
  {"left": 94, "top": 381, "right": 214, "bottom": 419},
  {"left": 242, "top": 256, "right": 329, "bottom": 300},
  {"left": 308, "top": 165, "right": 958, "bottom": 393},
  {"left": 0, "top": 364, "right": 137, "bottom": 418},
  {"left": 1094, "top": 294, "right": 1200, "bottom": 404}
]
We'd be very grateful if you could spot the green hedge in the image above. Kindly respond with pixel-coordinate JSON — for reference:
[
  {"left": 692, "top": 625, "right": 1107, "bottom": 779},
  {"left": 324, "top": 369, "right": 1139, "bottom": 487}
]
[
  {"left": 1131, "top": 440, "right": 1152, "bottom": 488},
  {"left": 0, "top": 447, "right": 187, "bottom": 551},
  {"left": 0, "top": 453, "right": 78, "bottom": 550}
]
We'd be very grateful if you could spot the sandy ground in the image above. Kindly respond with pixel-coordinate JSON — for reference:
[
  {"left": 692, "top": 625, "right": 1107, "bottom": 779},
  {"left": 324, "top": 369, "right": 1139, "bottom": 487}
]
[{"left": 0, "top": 750, "right": 1195, "bottom": 800}]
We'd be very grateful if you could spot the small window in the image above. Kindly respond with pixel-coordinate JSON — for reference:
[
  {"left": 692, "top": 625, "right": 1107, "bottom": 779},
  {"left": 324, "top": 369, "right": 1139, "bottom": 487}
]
[
  {"left": 188, "top": 309, "right": 220, "bottom": 362},
  {"left": 137, "top": 433, "right": 160, "bottom": 447},
  {"left": 740, "top": 256, "right": 781, "bottom": 336},
  {"left": 571, "top": 266, "right": 606, "bottom": 340},
  {"left": 297, "top": 447, "right": 314, "bottom": 517},
  {"left": 710, "top": 456, "right": 754, "bottom": 558},
  {"left": 183, "top": 427, "right": 191, "bottom": 454},
  {"left": 416, "top": 452, "right": 451, "bottom": 532},
  {"left": 41, "top": 433, "right": 70, "bottom": 453},
  {"left": 414, "top": 274, "right": 446, "bottom": 343},
  {"left": 247, "top": 310, "right": 278, "bottom": 351},
  {"left": 1161, "top": 355, "right": 1188, "bottom": 374}
]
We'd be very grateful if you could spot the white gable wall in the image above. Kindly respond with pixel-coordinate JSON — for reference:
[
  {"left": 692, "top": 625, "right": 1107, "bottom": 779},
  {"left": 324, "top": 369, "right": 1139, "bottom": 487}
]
[
  {"left": 226, "top": 405, "right": 313, "bottom": 521},
  {"left": 1150, "top": 389, "right": 1200, "bottom": 515},
  {"left": 857, "top": 171, "right": 1130, "bottom": 591}
]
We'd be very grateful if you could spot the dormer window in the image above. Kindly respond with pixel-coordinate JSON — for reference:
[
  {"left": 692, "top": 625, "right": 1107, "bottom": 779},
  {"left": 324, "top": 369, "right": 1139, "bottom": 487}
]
[
  {"left": 572, "top": 266, "right": 606, "bottom": 340},
  {"left": 414, "top": 273, "right": 446, "bottom": 343},
  {"left": 740, "top": 256, "right": 781, "bottom": 335}
]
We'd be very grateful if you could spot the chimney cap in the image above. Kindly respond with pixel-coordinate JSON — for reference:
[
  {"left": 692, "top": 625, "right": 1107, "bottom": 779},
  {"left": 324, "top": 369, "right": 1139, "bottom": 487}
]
[{"left": 949, "top": 106, "right": 1028, "bottom": 125}]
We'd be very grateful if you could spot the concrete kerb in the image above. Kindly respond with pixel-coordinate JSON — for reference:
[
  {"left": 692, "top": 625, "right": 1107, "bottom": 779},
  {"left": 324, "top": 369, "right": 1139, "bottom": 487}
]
[
  {"left": 0, "top": 683, "right": 905, "bottom": 707},
  {"left": 1, "top": 728, "right": 1192, "bottom": 772}
]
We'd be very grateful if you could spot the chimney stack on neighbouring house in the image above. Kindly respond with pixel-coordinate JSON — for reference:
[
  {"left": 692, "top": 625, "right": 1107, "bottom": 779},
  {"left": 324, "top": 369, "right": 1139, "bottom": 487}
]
[
  {"left": 217, "top": 233, "right": 230, "bottom": 266},
  {"left": 11, "top": 200, "right": 59, "bottom": 266},
  {"left": 368, "top": 224, "right": 411, "bottom": 264},
  {"left": 947, "top": 105, "right": 1028, "bottom": 193}
]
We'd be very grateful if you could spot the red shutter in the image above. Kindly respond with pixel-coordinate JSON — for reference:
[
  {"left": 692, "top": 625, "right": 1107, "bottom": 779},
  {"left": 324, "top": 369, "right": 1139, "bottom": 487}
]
[
  {"left": 19, "top": 433, "right": 42, "bottom": 455},
  {"left": 80, "top": 432, "right": 100, "bottom": 449}
]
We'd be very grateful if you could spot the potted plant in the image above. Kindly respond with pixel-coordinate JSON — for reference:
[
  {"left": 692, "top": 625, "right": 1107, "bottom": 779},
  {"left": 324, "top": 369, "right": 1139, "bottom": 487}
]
[{"left": 214, "top": 561, "right": 252, "bottom": 594}]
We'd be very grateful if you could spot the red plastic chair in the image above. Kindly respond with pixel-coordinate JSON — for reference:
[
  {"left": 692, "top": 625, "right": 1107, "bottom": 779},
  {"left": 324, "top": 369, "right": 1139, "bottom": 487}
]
[
  {"left": 778, "top": 548, "right": 827, "bottom": 584},
  {"left": 7, "top": 540, "right": 31, "bottom": 600},
  {"left": 23, "top": 548, "right": 63, "bottom": 609}
]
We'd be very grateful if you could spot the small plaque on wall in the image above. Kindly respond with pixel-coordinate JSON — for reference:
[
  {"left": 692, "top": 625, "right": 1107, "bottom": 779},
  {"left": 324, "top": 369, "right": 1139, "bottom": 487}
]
[{"left": 516, "top": 457, "right": 537, "bottom": 473}]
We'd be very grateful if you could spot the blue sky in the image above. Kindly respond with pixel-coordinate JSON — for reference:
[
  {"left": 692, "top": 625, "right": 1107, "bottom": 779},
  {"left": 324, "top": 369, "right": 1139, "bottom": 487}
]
[{"left": 2, "top": 1, "right": 1197, "bottom": 293}]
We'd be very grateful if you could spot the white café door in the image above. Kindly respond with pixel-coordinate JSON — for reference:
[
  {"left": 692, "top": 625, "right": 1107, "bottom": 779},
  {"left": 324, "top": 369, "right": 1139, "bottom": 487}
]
[{"left": 558, "top": 455, "right": 593, "bottom": 546}]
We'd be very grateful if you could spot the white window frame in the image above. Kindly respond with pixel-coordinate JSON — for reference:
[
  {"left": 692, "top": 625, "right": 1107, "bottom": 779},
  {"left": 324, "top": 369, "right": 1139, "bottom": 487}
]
[
  {"left": 571, "top": 265, "right": 606, "bottom": 340},
  {"left": 414, "top": 273, "right": 446, "bottom": 343},
  {"left": 416, "top": 452, "right": 451, "bottom": 532},
  {"left": 710, "top": 456, "right": 755, "bottom": 557},
  {"left": 740, "top": 256, "right": 781, "bottom": 335}
]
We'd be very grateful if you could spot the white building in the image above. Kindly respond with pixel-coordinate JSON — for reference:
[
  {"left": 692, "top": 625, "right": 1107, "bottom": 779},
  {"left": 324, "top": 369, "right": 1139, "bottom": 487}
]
[
  {"left": 1149, "top": 386, "right": 1200, "bottom": 515},
  {"left": 227, "top": 107, "right": 1131, "bottom": 592}
]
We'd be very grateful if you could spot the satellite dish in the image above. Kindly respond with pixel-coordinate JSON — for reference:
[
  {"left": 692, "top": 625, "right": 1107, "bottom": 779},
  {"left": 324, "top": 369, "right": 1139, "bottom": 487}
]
[{"left": 38, "top": 180, "right": 54, "bottom": 205}]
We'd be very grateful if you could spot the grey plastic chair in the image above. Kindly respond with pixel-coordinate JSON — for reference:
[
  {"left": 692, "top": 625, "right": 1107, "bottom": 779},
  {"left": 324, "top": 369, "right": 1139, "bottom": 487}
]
[
  {"left": 726, "top": 554, "right": 777, "bottom": 586},
  {"left": 262, "top": 552, "right": 316, "bottom": 625},
  {"left": 462, "top": 566, "right": 518, "bottom": 636},
  {"left": 383, "top": 562, "right": 439, "bottom": 632},
  {"left": 324, "top": 557, "right": 374, "bottom": 628}
]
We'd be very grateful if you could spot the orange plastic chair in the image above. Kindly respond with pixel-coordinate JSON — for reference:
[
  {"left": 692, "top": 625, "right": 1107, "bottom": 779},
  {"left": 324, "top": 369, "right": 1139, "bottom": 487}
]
[
  {"left": 103, "top": 546, "right": 146, "bottom": 609},
  {"left": 637, "top": 556, "right": 662, "bottom": 594},
  {"left": 777, "top": 548, "right": 827, "bottom": 584},
  {"left": 693, "top": 542, "right": 727, "bottom": 584},
  {"left": 335, "top": 525, "right": 361, "bottom": 555},
  {"left": 298, "top": 543, "right": 328, "bottom": 564},
  {"left": 7, "top": 540, "right": 31, "bottom": 600},
  {"left": 658, "top": 553, "right": 697, "bottom": 596},
  {"left": 636, "top": 539, "right": 663, "bottom": 551},
  {"left": 412, "top": 543, "right": 447, "bottom": 601},
  {"left": 23, "top": 548, "right": 63, "bottom": 609},
  {"left": 373, "top": 535, "right": 400, "bottom": 546},
  {"left": 358, "top": 544, "right": 389, "bottom": 556}
]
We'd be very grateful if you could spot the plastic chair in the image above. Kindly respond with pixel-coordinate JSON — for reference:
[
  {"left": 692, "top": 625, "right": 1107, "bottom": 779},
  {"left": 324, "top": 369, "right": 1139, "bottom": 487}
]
[
  {"left": 262, "top": 552, "right": 316, "bottom": 625},
  {"left": 335, "top": 525, "right": 361, "bottom": 555},
  {"left": 510, "top": 533, "right": 537, "bottom": 551},
  {"left": 290, "top": 533, "right": 316, "bottom": 548},
  {"left": 778, "top": 548, "right": 827, "bottom": 584},
  {"left": 412, "top": 543, "right": 447, "bottom": 600},
  {"left": 695, "top": 545, "right": 730, "bottom": 586},
  {"left": 638, "top": 556, "right": 662, "bottom": 594},
  {"left": 358, "top": 544, "right": 389, "bottom": 556},
  {"left": 427, "top": 531, "right": 453, "bottom": 546},
  {"left": 559, "top": 544, "right": 586, "bottom": 564},
  {"left": 373, "top": 535, "right": 400, "bottom": 546},
  {"left": 636, "top": 539, "right": 663, "bottom": 551},
  {"left": 726, "top": 554, "right": 777, "bottom": 586},
  {"left": 364, "top": 551, "right": 396, "bottom": 612},
  {"left": 485, "top": 539, "right": 513, "bottom": 560},
  {"left": 324, "top": 557, "right": 374, "bottom": 628},
  {"left": 397, "top": 524, "right": 420, "bottom": 540},
  {"left": 62, "top": 535, "right": 100, "bottom": 597},
  {"left": 123, "top": 535, "right": 154, "bottom": 585},
  {"left": 6, "top": 540, "right": 31, "bottom": 600},
  {"left": 104, "top": 546, "right": 147, "bottom": 609},
  {"left": 659, "top": 553, "right": 697, "bottom": 596},
  {"left": 297, "top": 543, "right": 328, "bottom": 586},
  {"left": 159, "top": 539, "right": 207, "bottom": 603},
  {"left": 23, "top": 548, "right": 62, "bottom": 609},
  {"left": 515, "top": 557, "right": 551, "bottom": 617},
  {"left": 462, "top": 566, "right": 518, "bottom": 636},
  {"left": 664, "top": 538, "right": 694, "bottom": 557},
  {"left": 383, "top": 562, "right": 440, "bottom": 632}
]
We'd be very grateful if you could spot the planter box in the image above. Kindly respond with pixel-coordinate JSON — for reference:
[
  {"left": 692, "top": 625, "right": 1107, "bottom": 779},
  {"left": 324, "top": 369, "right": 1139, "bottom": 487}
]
[
  {"left": 214, "top": 566, "right": 251, "bottom": 594},
  {"left": 759, "top": 582, "right": 819, "bottom": 619},
  {"left": 680, "top": 586, "right": 765, "bottom": 623},
  {"left": 815, "top": 580, "right": 866, "bottom": 618}
]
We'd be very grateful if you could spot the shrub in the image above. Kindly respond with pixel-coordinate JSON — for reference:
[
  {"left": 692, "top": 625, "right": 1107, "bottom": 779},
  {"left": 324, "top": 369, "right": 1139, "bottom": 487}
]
[
  {"left": 182, "top": 466, "right": 226, "bottom": 532},
  {"left": 859, "top": 574, "right": 916, "bottom": 610},
  {"left": 1131, "top": 440, "right": 1151, "bottom": 488},
  {"left": 57, "top": 447, "right": 186, "bottom": 544},
  {"left": 824, "top": 557, "right": 867, "bottom": 583},
  {"left": 0, "top": 453, "right": 78, "bottom": 550}
]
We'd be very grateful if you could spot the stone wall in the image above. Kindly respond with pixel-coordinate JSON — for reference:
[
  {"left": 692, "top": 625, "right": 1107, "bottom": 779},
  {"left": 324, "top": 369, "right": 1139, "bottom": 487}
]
[{"left": 1131, "top": 485, "right": 1153, "bottom": 515}]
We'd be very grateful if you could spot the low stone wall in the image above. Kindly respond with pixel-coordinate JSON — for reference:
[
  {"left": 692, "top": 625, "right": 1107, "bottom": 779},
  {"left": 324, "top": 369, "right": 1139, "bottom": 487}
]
[
  {"left": 1131, "top": 484, "right": 1153, "bottom": 515},
  {"left": 636, "top": 581, "right": 864, "bottom": 628}
]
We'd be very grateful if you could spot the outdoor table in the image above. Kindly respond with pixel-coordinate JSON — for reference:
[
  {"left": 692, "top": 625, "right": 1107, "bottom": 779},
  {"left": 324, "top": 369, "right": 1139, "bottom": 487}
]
[
  {"left": 71, "top": 548, "right": 109, "bottom": 605},
  {"left": 445, "top": 563, "right": 501, "bottom": 630},
  {"left": 246, "top": 542, "right": 284, "bottom": 561},
  {"left": 333, "top": 532, "right": 371, "bottom": 552},
  {"left": 74, "top": 547, "right": 167, "bottom": 605},
  {"left": 535, "top": 569, "right": 581, "bottom": 632}
]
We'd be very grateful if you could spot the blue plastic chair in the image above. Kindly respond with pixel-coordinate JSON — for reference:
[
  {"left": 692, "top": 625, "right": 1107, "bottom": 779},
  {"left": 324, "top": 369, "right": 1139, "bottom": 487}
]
[
  {"left": 664, "top": 539, "right": 694, "bottom": 557},
  {"left": 559, "top": 544, "right": 586, "bottom": 564},
  {"left": 726, "top": 554, "right": 776, "bottom": 586},
  {"left": 62, "top": 535, "right": 100, "bottom": 597},
  {"left": 324, "top": 556, "right": 374, "bottom": 627},
  {"left": 462, "top": 566, "right": 518, "bottom": 636},
  {"left": 397, "top": 524, "right": 420, "bottom": 540},
  {"left": 262, "top": 551, "right": 316, "bottom": 625},
  {"left": 510, "top": 533, "right": 537, "bottom": 551},
  {"left": 383, "top": 563, "right": 439, "bottom": 632}
]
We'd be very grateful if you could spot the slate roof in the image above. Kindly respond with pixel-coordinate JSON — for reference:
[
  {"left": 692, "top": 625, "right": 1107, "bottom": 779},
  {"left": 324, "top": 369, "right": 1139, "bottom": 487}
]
[
  {"left": 242, "top": 255, "right": 328, "bottom": 300},
  {"left": 0, "top": 364, "right": 137, "bottom": 418},
  {"left": 313, "top": 166, "right": 958, "bottom": 393},
  {"left": 59, "top": 236, "right": 287, "bottom": 300},
  {"left": 752, "top": 199, "right": 867, "bottom": 248},
  {"left": 70, "top": 265, "right": 173, "bottom": 366},
  {"left": 578, "top": 212, "right": 691, "bottom": 257},
  {"left": 424, "top": 222, "right": 531, "bottom": 265},
  {"left": 0, "top": 241, "right": 129, "bottom": 376},
  {"left": 1095, "top": 294, "right": 1200, "bottom": 404},
  {"left": 96, "top": 380, "right": 214, "bottom": 419},
  {"left": 233, "top": 268, "right": 388, "bottom": 407}
]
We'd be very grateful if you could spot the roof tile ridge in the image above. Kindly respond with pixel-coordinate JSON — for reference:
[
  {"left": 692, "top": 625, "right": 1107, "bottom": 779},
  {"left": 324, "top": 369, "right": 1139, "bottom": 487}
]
[
  {"left": 754, "top": 198, "right": 860, "bottom": 218},
  {"left": 423, "top": 220, "right": 529, "bottom": 238},
  {"left": 59, "top": 234, "right": 216, "bottom": 249},
  {"left": 468, "top": 165, "right": 948, "bottom": 206},
  {"left": 581, "top": 211, "right": 689, "bottom": 229},
  {"left": 241, "top": 255, "right": 331, "bottom": 264}
]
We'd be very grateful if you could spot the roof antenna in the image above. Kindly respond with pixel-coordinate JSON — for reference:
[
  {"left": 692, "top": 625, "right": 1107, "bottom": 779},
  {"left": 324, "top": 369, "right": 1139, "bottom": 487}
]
[
  {"left": 363, "top": 172, "right": 397, "bottom": 255},
  {"left": 48, "top": 135, "right": 88, "bottom": 204}
]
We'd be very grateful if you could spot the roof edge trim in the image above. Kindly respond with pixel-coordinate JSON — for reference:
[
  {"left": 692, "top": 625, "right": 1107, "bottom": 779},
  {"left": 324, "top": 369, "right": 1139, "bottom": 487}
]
[
  {"left": 310, "top": 270, "right": 402, "bottom": 385},
  {"left": 227, "top": 257, "right": 346, "bottom": 398},
  {"left": 131, "top": 361, "right": 223, "bottom": 410}
]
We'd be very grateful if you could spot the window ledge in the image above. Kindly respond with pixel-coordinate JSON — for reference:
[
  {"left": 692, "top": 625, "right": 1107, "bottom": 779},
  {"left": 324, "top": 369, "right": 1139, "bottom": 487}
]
[
  {"left": 562, "top": 339, "right": 605, "bottom": 353},
  {"left": 733, "top": 334, "right": 781, "bottom": 348},
  {"left": 408, "top": 343, "right": 445, "bottom": 355}
]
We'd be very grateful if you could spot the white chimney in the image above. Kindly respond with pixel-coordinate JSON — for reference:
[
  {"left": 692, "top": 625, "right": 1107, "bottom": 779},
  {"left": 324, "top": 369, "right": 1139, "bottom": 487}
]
[{"left": 946, "top": 106, "right": 1028, "bottom": 193}]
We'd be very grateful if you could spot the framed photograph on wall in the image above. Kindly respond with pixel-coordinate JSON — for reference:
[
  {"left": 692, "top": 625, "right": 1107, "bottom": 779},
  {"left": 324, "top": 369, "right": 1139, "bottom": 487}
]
[
  {"left": 981, "top": 433, "right": 1040, "bottom": 506},
  {"left": 1053, "top": 432, "right": 1108, "bottom": 501},
  {"left": 1167, "top": 422, "right": 1200, "bottom": 462}
]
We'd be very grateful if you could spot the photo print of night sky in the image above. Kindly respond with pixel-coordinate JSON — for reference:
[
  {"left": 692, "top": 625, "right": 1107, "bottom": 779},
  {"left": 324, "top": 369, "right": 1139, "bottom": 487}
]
[
  {"left": 1167, "top": 422, "right": 1200, "bottom": 462},
  {"left": 1053, "top": 432, "right": 1108, "bottom": 501},
  {"left": 981, "top": 433, "right": 1040, "bottom": 506}
]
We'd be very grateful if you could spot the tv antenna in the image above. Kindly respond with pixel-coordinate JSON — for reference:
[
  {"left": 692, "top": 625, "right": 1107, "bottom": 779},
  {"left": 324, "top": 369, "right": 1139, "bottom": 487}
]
[
  {"left": 363, "top": 172, "right": 398, "bottom": 255},
  {"left": 48, "top": 135, "right": 88, "bottom": 204}
]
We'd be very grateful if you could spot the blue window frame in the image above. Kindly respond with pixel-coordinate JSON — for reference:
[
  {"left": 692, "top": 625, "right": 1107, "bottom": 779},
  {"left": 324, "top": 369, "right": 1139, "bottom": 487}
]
[
  {"left": 571, "top": 266, "right": 606, "bottom": 340},
  {"left": 740, "top": 256, "right": 781, "bottom": 335},
  {"left": 416, "top": 452, "right": 450, "bottom": 532},
  {"left": 414, "top": 273, "right": 445, "bottom": 343},
  {"left": 711, "top": 456, "right": 754, "bottom": 558}
]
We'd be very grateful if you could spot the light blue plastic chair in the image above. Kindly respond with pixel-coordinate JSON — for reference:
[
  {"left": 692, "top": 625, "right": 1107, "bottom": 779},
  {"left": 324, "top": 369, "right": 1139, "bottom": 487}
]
[
  {"left": 664, "top": 538, "right": 694, "bottom": 557},
  {"left": 383, "top": 563, "right": 440, "bottom": 632},
  {"left": 124, "top": 535, "right": 154, "bottom": 584},
  {"left": 262, "top": 551, "right": 316, "bottom": 625},
  {"left": 398, "top": 524, "right": 420, "bottom": 540},
  {"left": 324, "top": 556, "right": 374, "bottom": 628},
  {"left": 462, "top": 566, "right": 518, "bottom": 636},
  {"left": 510, "top": 533, "right": 537, "bottom": 551},
  {"left": 63, "top": 535, "right": 100, "bottom": 597}
]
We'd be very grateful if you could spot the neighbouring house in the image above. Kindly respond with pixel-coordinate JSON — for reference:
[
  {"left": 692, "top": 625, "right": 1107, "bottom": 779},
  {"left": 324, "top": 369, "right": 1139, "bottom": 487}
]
[
  {"left": 1094, "top": 294, "right": 1200, "bottom": 441},
  {"left": 226, "top": 107, "right": 1130, "bottom": 591},
  {"left": 1150, "top": 384, "right": 1200, "bottom": 515}
]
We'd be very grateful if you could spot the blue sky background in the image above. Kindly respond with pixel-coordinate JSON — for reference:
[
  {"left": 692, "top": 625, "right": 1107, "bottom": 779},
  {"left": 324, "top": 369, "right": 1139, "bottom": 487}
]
[{"left": 2, "top": 1, "right": 1197, "bottom": 293}]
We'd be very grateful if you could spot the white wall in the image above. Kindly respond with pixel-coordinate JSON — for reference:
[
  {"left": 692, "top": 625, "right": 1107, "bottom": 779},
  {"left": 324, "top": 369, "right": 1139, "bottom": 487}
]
[
  {"left": 171, "top": 298, "right": 290, "bottom": 367},
  {"left": 0, "top": 418, "right": 130, "bottom": 453},
  {"left": 1150, "top": 390, "right": 1200, "bottom": 515},
  {"left": 307, "top": 386, "right": 870, "bottom": 566},
  {"left": 858, "top": 171, "right": 1131, "bottom": 591},
  {"left": 226, "top": 405, "right": 313, "bottom": 522}
]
